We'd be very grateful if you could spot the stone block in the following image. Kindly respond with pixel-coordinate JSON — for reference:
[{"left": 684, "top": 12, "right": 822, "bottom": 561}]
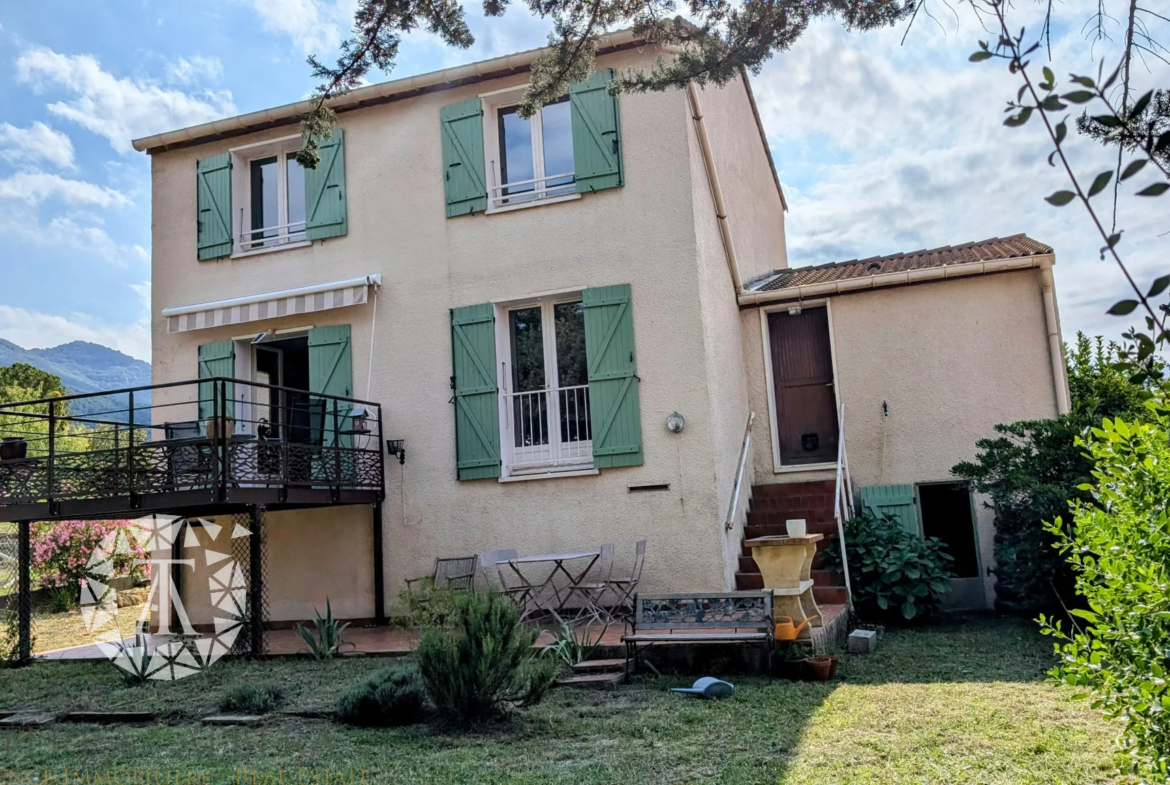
[{"left": 847, "top": 629, "right": 878, "bottom": 654}]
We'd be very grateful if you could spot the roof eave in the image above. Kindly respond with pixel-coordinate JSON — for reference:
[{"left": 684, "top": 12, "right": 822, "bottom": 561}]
[
  {"left": 132, "top": 30, "right": 647, "bottom": 154},
  {"left": 737, "top": 252, "right": 1056, "bottom": 306}
]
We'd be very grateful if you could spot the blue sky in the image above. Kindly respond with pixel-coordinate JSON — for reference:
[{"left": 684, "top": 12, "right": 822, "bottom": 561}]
[{"left": 0, "top": 0, "right": 1166, "bottom": 362}]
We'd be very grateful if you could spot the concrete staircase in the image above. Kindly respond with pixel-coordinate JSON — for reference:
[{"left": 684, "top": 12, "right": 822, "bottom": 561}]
[
  {"left": 556, "top": 658, "right": 625, "bottom": 689},
  {"left": 734, "top": 479, "right": 849, "bottom": 606}
]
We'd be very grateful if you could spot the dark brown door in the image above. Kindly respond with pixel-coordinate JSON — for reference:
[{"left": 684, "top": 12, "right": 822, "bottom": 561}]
[{"left": 768, "top": 308, "right": 839, "bottom": 465}]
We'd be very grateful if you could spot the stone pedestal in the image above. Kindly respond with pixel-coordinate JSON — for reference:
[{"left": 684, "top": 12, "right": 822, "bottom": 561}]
[{"left": 744, "top": 534, "right": 824, "bottom": 640}]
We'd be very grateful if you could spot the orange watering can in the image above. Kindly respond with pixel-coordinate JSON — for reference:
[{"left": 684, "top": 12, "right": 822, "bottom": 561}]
[{"left": 774, "top": 616, "right": 817, "bottom": 641}]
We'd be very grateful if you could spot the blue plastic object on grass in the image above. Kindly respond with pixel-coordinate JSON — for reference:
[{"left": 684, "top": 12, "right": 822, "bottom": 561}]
[{"left": 670, "top": 677, "right": 735, "bottom": 699}]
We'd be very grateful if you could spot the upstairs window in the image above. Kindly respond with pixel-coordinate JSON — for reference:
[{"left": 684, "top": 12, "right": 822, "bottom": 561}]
[
  {"left": 495, "top": 98, "right": 575, "bottom": 208},
  {"left": 245, "top": 150, "right": 306, "bottom": 251}
]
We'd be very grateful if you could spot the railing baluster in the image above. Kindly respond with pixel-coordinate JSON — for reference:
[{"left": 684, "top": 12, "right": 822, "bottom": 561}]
[
  {"left": 127, "top": 390, "right": 136, "bottom": 500},
  {"left": 47, "top": 401, "right": 55, "bottom": 509}
]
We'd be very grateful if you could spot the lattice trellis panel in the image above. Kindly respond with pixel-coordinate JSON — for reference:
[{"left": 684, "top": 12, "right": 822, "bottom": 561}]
[{"left": 229, "top": 510, "right": 269, "bottom": 656}]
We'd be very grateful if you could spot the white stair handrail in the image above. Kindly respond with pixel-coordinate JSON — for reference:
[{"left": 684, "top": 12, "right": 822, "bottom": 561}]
[
  {"left": 834, "top": 402, "right": 854, "bottom": 608},
  {"left": 725, "top": 411, "right": 755, "bottom": 531}
]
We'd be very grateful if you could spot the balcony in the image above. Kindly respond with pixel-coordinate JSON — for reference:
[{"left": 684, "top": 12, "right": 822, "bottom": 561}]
[
  {"left": 502, "top": 385, "right": 593, "bottom": 476},
  {"left": 0, "top": 377, "right": 384, "bottom": 522}
]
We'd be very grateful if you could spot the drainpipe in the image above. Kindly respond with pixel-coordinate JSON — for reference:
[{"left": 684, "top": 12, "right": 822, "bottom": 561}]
[
  {"left": 1040, "top": 262, "right": 1071, "bottom": 415},
  {"left": 686, "top": 82, "right": 744, "bottom": 294}
]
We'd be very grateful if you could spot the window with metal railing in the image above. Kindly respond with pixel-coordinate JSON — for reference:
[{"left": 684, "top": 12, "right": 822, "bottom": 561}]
[
  {"left": 488, "top": 97, "right": 576, "bottom": 211},
  {"left": 500, "top": 298, "right": 592, "bottom": 474},
  {"left": 239, "top": 151, "right": 307, "bottom": 252}
]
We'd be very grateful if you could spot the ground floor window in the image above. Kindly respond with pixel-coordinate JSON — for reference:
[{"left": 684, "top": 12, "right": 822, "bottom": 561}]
[{"left": 499, "top": 295, "right": 592, "bottom": 475}]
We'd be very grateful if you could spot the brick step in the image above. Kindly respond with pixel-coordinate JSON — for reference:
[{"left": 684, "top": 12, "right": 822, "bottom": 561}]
[
  {"left": 738, "top": 555, "right": 758, "bottom": 573},
  {"left": 751, "top": 480, "right": 836, "bottom": 498},
  {"left": 748, "top": 500, "right": 835, "bottom": 516},
  {"left": 746, "top": 511, "right": 834, "bottom": 527},
  {"left": 556, "top": 672, "right": 624, "bottom": 690},
  {"left": 732, "top": 573, "right": 847, "bottom": 606},
  {"left": 732, "top": 563, "right": 838, "bottom": 584},
  {"left": 571, "top": 658, "right": 625, "bottom": 673}
]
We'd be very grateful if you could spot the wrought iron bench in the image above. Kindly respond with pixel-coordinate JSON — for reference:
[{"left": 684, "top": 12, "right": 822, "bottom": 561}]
[{"left": 622, "top": 591, "right": 774, "bottom": 678}]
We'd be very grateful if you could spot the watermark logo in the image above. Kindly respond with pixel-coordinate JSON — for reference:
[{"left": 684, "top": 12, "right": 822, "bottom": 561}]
[{"left": 79, "top": 514, "right": 248, "bottom": 680}]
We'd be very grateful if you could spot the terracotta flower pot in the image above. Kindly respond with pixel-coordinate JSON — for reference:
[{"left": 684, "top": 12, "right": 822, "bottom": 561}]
[{"left": 803, "top": 655, "right": 833, "bottom": 681}]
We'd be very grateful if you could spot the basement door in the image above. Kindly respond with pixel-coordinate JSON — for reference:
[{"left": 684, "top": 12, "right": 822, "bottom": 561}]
[{"left": 768, "top": 307, "right": 839, "bottom": 466}]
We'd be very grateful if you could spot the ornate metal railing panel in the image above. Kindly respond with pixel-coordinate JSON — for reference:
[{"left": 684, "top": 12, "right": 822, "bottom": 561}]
[
  {"left": 634, "top": 591, "right": 773, "bottom": 629},
  {"left": 0, "top": 377, "right": 385, "bottom": 514}
]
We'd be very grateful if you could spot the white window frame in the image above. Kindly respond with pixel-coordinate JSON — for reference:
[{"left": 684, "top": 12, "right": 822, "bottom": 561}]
[
  {"left": 493, "top": 290, "right": 595, "bottom": 480},
  {"left": 759, "top": 299, "right": 843, "bottom": 474},
  {"left": 480, "top": 86, "right": 580, "bottom": 214},
  {"left": 229, "top": 135, "right": 311, "bottom": 258}
]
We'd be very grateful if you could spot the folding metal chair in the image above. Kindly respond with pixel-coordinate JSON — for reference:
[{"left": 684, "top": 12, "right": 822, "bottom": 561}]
[
  {"left": 606, "top": 540, "right": 646, "bottom": 620},
  {"left": 564, "top": 543, "right": 615, "bottom": 625},
  {"left": 476, "top": 549, "right": 517, "bottom": 590}
]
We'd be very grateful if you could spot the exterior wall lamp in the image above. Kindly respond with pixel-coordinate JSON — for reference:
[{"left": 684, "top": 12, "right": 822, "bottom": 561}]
[
  {"left": 666, "top": 412, "right": 686, "bottom": 433},
  {"left": 386, "top": 439, "right": 405, "bottom": 465}
]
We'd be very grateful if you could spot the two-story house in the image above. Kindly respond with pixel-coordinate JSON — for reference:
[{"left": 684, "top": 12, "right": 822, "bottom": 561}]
[{"left": 126, "top": 30, "right": 1068, "bottom": 635}]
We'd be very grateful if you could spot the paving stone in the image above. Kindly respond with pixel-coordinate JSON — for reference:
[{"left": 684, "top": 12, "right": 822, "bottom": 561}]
[
  {"left": 202, "top": 714, "right": 264, "bottom": 726},
  {"left": 61, "top": 711, "right": 157, "bottom": 724},
  {"left": 0, "top": 712, "right": 58, "bottom": 728},
  {"left": 847, "top": 629, "right": 878, "bottom": 654}
]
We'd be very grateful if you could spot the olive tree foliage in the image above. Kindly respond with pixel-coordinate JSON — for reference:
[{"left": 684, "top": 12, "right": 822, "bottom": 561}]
[{"left": 294, "top": 0, "right": 914, "bottom": 167}]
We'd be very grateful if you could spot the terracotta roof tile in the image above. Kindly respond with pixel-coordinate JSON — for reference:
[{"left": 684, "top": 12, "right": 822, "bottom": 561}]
[{"left": 748, "top": 234, "right": 1053, "bottom": 292}]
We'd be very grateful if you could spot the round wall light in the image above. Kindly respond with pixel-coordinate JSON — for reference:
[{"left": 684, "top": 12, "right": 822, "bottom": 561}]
[{"left": 666, "top": 412, "right": 686, "bottom": 433}]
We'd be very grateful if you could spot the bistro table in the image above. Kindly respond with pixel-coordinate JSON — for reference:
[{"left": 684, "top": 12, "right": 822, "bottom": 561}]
[
  {"left": 507, "top": 551, "right": 600, "bottom": 624},
  {"left": 743, "top": 534, "right": 824, "bottom": 640}
]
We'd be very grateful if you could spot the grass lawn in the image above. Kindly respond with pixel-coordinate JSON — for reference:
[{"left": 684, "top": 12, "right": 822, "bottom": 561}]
[{"left": 0, "top": 617, "right": 1131, "bottom": 784}]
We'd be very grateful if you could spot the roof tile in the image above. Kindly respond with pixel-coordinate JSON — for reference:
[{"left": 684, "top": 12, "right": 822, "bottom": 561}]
[{"left": 749, "top": 234, "right": 1053, "bottom": 292}]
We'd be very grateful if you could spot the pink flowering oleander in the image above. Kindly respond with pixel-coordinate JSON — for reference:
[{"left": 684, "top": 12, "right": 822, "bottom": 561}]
[{"left": 31, "top": 520, "right": 149, "bottom": 590}]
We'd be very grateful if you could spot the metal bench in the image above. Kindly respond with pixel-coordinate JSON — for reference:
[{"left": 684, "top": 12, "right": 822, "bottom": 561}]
[{"left": 622, "top": 591, "right": 774, "bottom": 677}]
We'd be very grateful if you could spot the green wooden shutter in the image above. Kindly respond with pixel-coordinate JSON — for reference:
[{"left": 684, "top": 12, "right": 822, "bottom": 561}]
[
  {"left": 308, "top": 325, "right": 354, "bottom": 449},
  {"left": 570, "top": 70, "right": 623, "bottom": 194},
  {"left": 583, "top": 284, "right": 642, "bottom": 468},
  {"left": 451, "top": 303, "right": 500, "bottom": 480},
  {"left": 441, "top": 99, "right": 487, "bottom": 218},
  {"left": 306, "top": 129, "right": 347, "bottom": 240},
  {"left": 197, "top": 341, "right": 235, "bottom": 422},
  {"left": 860, "top": 485, "right": 920, "bottom": 537},
  {"left": 196, "top": 153, "right": 232, "bottom": 260}
]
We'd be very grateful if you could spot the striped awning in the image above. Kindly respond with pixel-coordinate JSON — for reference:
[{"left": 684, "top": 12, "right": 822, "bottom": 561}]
[{"left": 162, "top": 275, "right": 381, "bottom": 333}]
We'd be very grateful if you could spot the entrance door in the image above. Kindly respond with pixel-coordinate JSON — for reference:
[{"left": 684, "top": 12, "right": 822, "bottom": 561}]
[{"left": 768, "top": 308, "right": 839, "bottom": 466}]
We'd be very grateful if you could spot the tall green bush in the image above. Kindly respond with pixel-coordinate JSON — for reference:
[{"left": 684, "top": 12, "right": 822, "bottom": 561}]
[
  {"left": 1040, "top": 408, "right": 1170, "bottom": 782},
  {"left": 952, "top": 333, "right": 1158, "bottom": 614},
  {"left": 416, "top": 590, "right": 557, "bottom": 723},
  {"left": 822, "top": 509, "right": 953, "bottom": 621}
]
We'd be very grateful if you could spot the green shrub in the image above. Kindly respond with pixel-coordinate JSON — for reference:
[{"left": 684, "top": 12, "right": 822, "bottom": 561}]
[
  {"left": 822, "top": 508, "right": 953, "bottom": 621},
  {"left": 541, "top": 618, "right": 608, "bottom": 670},
  {"left": 337, "top": 664, "right": 428, "bottom": 727},
  {"left": 416, "top": 590, "right": 558, "bottom": 723},
  {"left": 218, "top": 682, "right": 285, "bottom": 714},
  {"left": 1040, "top": 410, "right": 1170, "bottom": 782},
  {"left": 952, "top": 333, "right": 1159, "bottom": 615},
  {"left": 47, "top": 584, "right": 77, "bottom": 614},
  {"left": 394, "top": 577, "right": 460, "bottom": 629}
]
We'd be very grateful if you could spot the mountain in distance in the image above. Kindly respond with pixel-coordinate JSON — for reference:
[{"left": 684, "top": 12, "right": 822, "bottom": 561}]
[{"left": 0, "top": 339, "right": 151, "bottom": 423}]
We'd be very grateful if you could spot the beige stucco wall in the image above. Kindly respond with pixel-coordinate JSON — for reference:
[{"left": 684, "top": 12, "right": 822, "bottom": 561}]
[
  {"left": 743, "top": 269, "right": 1062, "bottom": 606},
  {"left": 172, "top": 507, "right": 375, "bottom": 627},
  {"left": 148, "top": 49, "right": 786, "bottom": 619}
]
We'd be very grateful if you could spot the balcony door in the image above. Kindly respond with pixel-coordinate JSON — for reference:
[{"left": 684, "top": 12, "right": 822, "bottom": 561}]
[
  {"left": 502, "top": 298, "right": 592, "bottom": 474},
  {"left": 768, "top": 307, "right": 839, "bottom": 466}
]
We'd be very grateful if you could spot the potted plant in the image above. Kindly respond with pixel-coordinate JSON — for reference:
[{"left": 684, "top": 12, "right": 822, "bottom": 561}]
[
  {"left": 1, "top": 437, "right": 27, "bottom": 461},
  {"left": 802, "top": 655, "right": 834, "bottom": 681}
]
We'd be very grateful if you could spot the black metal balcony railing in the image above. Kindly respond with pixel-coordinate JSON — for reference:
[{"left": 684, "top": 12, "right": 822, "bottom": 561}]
[{"left": 0, "top": 377, "right": 384, "bottom": 517}]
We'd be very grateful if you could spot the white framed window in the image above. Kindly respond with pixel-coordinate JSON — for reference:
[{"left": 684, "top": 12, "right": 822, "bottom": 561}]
[
  {"left": 230, "top": 135, "right": 309, "bottom": 256},
  {"left": 494, "top": 292, "right": 593, "bottom": 477},
  {"left": 482, "top": 88, "right": 579, "bottom": 213}
]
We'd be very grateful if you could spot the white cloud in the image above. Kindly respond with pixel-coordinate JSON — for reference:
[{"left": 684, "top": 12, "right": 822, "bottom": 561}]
[
  {"left": 0, "top": 122, "right": 76, "bottom": 171},
  {"left": 0, "top": 172, "right": 129, "bottom": 208},
  {"left": 0, "top": 294, "right": 150, "bottom": 362},
  {"left": 15, "top": 47, "right": 236, "bottom": 152},
  {"left": 0, "top": 206, "right": 147, "bottom": 267},
  {"left": 247, "top": 0, "right": 350, "bottom": 55},
  {"left": 166, "top": 55, "right": 224, "bottom": 84},
  {"left": 751, "top": 3, "right": 1170, "bottom": 342}
]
